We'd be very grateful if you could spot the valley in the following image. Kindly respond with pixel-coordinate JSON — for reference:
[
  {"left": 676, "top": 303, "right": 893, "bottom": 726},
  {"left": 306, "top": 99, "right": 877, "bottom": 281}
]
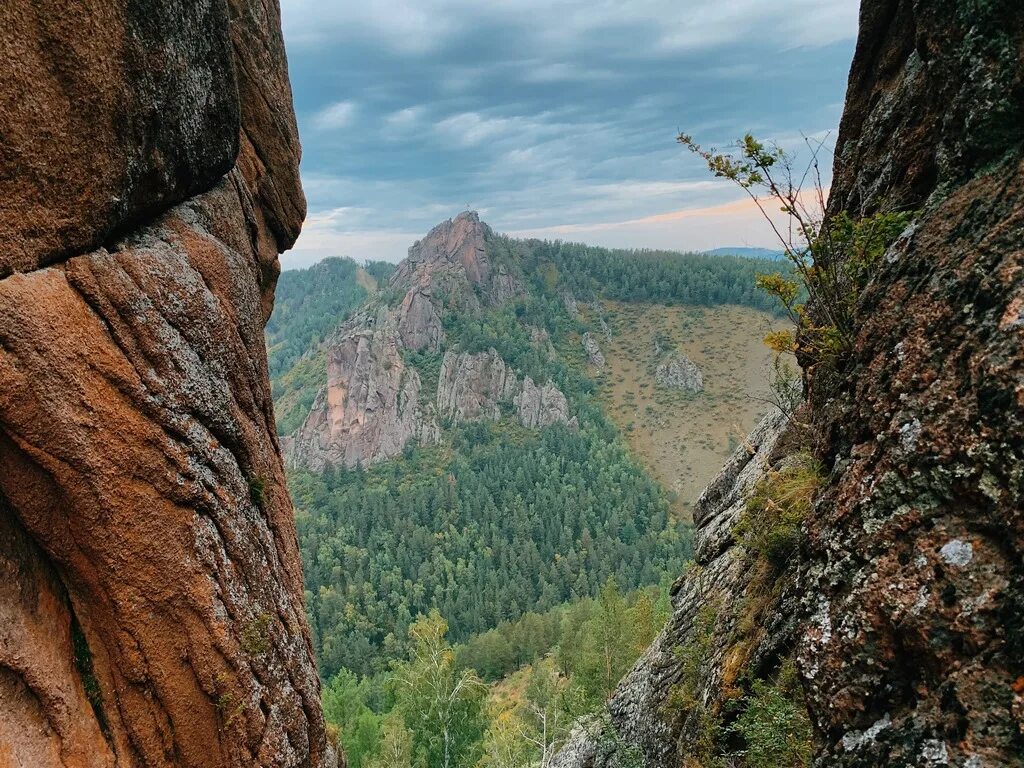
[{"left": 267, "top": 213, "right": 794, "bottom": 766}]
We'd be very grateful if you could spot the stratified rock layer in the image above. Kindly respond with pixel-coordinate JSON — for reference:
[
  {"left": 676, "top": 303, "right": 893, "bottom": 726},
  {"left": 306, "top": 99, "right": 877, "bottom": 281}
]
[{"left": 0, "top": 1, "right": 331, "bottom": 766}]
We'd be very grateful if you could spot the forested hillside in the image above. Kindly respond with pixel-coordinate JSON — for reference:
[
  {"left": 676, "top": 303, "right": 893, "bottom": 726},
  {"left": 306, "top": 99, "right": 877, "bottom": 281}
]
[
  {"left": 293, "top": 420, "right": 687, "bottom": 679},
  {"left": 268, "top": 214, "right": 790, "bottom": 768},
  {"left": 499, "top": 237, "right": 785, "bottom": 310}
]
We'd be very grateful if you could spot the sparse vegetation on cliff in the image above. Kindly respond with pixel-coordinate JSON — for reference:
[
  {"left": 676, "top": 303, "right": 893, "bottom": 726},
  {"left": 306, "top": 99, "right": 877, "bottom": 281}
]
[
  {"left": 678, "top": 134, "right": 914, "bottom": 385},
  {"left": 734, "top": 453, "right": 822, "bottom": 569}
]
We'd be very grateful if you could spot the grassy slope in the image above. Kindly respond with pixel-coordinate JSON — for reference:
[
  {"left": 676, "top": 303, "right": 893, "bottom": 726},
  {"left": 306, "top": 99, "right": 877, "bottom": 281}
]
[{"left": 586, "top": 301, "right": 787, "bottom": 519}]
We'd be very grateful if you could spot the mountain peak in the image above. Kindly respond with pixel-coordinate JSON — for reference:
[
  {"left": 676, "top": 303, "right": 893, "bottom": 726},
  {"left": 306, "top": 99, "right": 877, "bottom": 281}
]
[{"left": 391, "top": 210, "right": 494, "bottom": 290}]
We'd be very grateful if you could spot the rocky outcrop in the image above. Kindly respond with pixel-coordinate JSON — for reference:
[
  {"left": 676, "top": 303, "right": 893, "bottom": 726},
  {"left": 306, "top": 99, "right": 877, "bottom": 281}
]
[
  {"left": 797, "top": 1, "right": 1024, "bottom": 763},
  {"left": 397, "top": 286, "right": 444, "bottom": 352},
  {"left": 287, "top": 213, "right": 571, "bottom": 469},
  {"left": 591, "top": 302, "right": 613, "bottom": 341},
  {"left": 556, "top": 3, "right": 1024, "bottom": 767},
  {"left": 393, "top": 212, "right": 492, "bottom": 290},
  {"left": 436, "top": 349, "right": 574, "bottom": 431},
  {"left": 390, "top": 211, "right": 521, "bottom": 308},
  {"left": 437, "top": 349, "right": 518, "bottom": 423},
  {"left": 655, "top": 354, "right": 703, "bottom": 393},
  {"left": 0, "top": 2, "right": 333, "bottom": 767},
  {"left": 286, "top": 308, "right": 439, "bottom": 470},
  {"left": 828, "top": 0, "right": 1024, "bottom": 217},
  {"left": 0, "top": 1, "right": 238, "bottom": 276},
  {"left": 582, "top": 332, "right": 605, "bottom": 369},
  {"left": 287, "top": 334, "right": 575, "bottom": 468},
  {"left": 491, "top": 264, "right": 525, "bottom": 305},
  {"left": 552, "top": 412, "right": 789, "bottom": 768},
  {"left": 516, "top": 378, "right": 574, "bottom": 430}
]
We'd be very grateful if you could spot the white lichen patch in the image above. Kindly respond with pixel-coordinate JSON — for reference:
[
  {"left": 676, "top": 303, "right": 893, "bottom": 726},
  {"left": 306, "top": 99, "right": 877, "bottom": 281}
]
[
  {"left": 899, "top": 418, "right": 922, "bottom": 452},
  {"left": 939, "top": 539, "right": 973, "bottom": 567},
  {"left": 921, "top": 739, "right": 949, "bottom": 765},
  {"left": 912, "top": 584, "right": 930, "bottom": 615},
  {"left": 841, "top": 714, "right": 891, "bottom": 751}
]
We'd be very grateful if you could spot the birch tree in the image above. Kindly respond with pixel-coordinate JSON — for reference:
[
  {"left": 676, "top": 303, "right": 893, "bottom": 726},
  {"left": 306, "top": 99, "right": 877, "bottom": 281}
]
[{"left": 391, "top": 611, "right": 488, "bottom": 768}]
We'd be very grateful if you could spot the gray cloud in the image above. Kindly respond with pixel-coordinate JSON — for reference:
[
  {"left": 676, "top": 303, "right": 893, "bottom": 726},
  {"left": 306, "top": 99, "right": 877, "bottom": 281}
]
[{"left": 280, "top": 0, "right": 860, "bottom": 266}]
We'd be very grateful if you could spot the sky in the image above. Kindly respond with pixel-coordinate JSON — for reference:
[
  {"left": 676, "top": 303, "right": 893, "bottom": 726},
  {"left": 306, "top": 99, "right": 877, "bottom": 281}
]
[{"left": 279, "top": 0, "right": 861, "bottom": 268}]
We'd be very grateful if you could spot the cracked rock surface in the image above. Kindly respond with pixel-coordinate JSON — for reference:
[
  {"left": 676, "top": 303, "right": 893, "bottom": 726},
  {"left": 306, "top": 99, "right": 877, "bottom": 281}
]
[{"left": 0, "top": 1, "right": 333, "bottom": 766}]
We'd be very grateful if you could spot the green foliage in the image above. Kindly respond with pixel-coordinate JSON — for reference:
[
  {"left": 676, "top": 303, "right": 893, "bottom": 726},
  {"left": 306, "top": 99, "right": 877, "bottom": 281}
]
[
  {"left": 390, "top": 611, "right": 488, "bottom": 768},
  {"left": 72, "top": 621, "right": 106, "bottom": 730},
  {"left": 363, "top": 260, "right": 399, "bottom": 286},
  {"left": 323, "top": 670, "right": 384, "bottom": 768},
  {"left": 267, "top": 257, "right": 387, "bottom": 378},
  {"left": 248, "top": 474, "right": 266, "bottom": 509},
  {"left": 485, "top": 235, "right": 787, "bottom": 313},
  {"left": 402, "top": 348, "right": 444, "bottom": 401},
  {"left": 240, "top": 612, "right": 272, "bottom": 656},
  {"left": 735, "top": 454, "right": 823, "bottom": 569},
  {"left": 679, "top": 133, "right": 914, "bottom": 371},
  {"left": 581, "top": 579, "right": 632, "bottom": 700},
  {"left": 321, "top": 582, "right": 664, "bottom": 768},
  {"left": 273, "top": 351, "right": 328, "bottom": 435},
  {"left": 478, "top": 658, "right": 578, "bottom": 768},
  {"left": 293, "top": 421, "right": 689, "bottom": 679},
  {"left": 452, "top": 582, "right": 665, "bottom": 684},
  {"left": 366, "top": 714, "right": 414, "bottom": 768},
  {"left": 729, "top": 661, "right": 813, "bottom": 768}
]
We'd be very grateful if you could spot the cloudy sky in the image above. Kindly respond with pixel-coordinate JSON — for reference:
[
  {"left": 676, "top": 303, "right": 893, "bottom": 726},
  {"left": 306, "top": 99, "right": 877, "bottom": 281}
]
[{"left": 279, "top": 0, "right": 861, "bottom": 268}]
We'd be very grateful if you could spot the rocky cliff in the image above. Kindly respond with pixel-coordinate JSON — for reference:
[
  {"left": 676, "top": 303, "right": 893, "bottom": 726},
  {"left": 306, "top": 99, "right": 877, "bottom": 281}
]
[
  {"left": 553, "top": 2, "right": 1024, "bottom": 767},
  {"left": 799, "top": 1, "right": 1024, "bottom": 763},
  {"left": 0, "top": 2, "right": 336, "bottom": 767},
  {"left": 285, "top": 212, "right": 573, "bottom": 470}
]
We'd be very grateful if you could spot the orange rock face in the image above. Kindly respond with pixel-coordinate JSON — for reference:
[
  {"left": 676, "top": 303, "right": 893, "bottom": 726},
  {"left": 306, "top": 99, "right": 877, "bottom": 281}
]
[{"left": 0, "top": 1, "right": 330, "bottom": 767}]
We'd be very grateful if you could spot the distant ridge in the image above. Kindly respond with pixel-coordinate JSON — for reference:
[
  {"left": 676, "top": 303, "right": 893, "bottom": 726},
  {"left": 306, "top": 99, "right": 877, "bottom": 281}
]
[{"left": 705, "top": 246, "right": 786, "bottom": 260}]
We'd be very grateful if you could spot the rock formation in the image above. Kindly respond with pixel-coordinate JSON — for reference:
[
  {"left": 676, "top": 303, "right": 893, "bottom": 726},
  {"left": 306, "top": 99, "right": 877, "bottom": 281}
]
[
  {"left": 0, "top": 2, "right": 336, "bottom": 767},
  {"left": 582, "top": 332, "right": 606, "bottom": 369},
  {"left": 654, "top": 354, "right": 703, "bottom": 393},
  {"left": 286, "top": 213, "right": 570, "bottom": 469},
  {"left": 437, "top": 349, "right": 519, "bottom": 423},
  {"left": 435, "top": 349, "right": 574, "bottom": 430},
  {"left": 286, "top": 307, "right": 439, "bottom": 471},
  {"left": 562, "top": 292, "right": 580, "bottom": 317},
  {"left": 390, "top": 211, "right": 521, "bottom": 310},
  {"left": 516, "top": 378, "right": 575, "bottom": 430},
  {"left": 797, "top": 1, "right": 1024, "bottom": 763},
  {"left": 397, "top": 286, "right": 444, "bottom": 353},
  {"left": 551, "top": 412, "right": 789, "bottom": 768},
  {"left": 554, "top": 1, "right": 1024, "bottom": 766}
]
